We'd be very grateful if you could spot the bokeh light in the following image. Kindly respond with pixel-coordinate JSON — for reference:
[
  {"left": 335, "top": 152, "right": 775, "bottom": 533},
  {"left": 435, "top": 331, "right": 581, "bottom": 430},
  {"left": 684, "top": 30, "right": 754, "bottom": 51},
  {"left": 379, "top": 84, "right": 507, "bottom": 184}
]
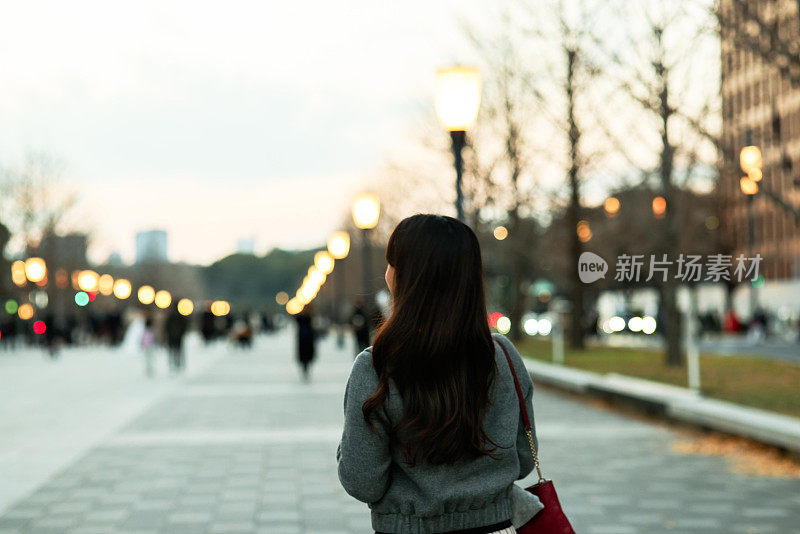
[
  {"left": 33, "top": 321, "right": 46, "bottom": 335},
  {"left": 604, "top": 197, "right": 620, "bottom": 216},
  {"left": 78, "top": 270, "right": 100, "bottom": 292},
  {"left": 435, "top": 65, "right": 482, "bottom": 131},
  {"left": 211, "top": 300, "right": 230, "bottom": 316},
  {"left": 154, "top": 290, "right": 172, "bottom": 309},
  {"left": 652, "top": 196, "right": 667, "bottom": 217},
  {"left": 352, "top": 192, "right": 381, "bottom": 229},
  {"left": 177, "top": 298, "right": 194, "bottom": 316},
  {"left": 75, "top": 292, "right": 90, "bottom": 306},
  {"left": 537, "top": 318, "right": 553, "bottom": 336},
  {"left": 98, "top": 274, "right": 114, "bottom": 296},
  {"left": 138, "top": 285, "right": 155, "bottom": 305},
  {"left": 11, "top": 261, "right": 27, "bottom": 287},
  {"left": 275, "top": 291, "right": 289, "bottom": 305},
  {"left": 314, "top": 251, "right": 334, "bottom": 274},
  {"left": 496, "top": 315, "right": 511, "bottom": 334},
  {"left": 577, "top": 220, "right": 592, "bottom": 242},
  {"left": 327, "top": 231, "right": 350, "bottom": 259},
  {"left": 286, "top": 298, "right": 303, "bottom": 315},
  {"left": 609, "top": 316, "right": 626, "bottom": 332},
  {"left": 113, "top": 279, "right": 132, "bottom": 299},
  {"left": 25, "top": 258, "right": 47, "bottom": 283},
  {"left": 18, "top": 304, "right": 34, "bottom": 320},
  {"left": 740, "top": 177, "right": 758, "bottom": 195},
  {"left": 5, "top": 300, "right": 19, "bottom": 314},
  {"left": 523, "top": 318, "right": 538, "bottom": 336},
  {"left": 641, "top": 316, "right": 657, "bottom": 335},
  {"left": 55, "top": 269, "right": 69, "bottom": 289},
  {"left": 740, "top": 145, "right": 762, "bottom": 173},
  {"left": 493, "top": 226, "right": 508, "bottom": 240}
]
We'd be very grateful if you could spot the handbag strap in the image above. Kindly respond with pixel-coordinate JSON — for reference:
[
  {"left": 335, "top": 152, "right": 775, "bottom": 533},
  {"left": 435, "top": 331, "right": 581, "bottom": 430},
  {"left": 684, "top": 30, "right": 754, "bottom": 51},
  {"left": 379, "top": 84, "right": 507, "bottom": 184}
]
[{"left": 495, "top": 338, "right": 545, "bottom": 482}]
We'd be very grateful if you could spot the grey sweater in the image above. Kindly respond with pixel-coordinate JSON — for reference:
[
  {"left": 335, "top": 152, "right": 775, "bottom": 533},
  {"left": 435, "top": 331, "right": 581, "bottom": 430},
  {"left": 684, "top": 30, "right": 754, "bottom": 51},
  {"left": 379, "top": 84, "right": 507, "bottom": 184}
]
[{"left": 336, "top": 334, "right": 538, "bottom": 533}]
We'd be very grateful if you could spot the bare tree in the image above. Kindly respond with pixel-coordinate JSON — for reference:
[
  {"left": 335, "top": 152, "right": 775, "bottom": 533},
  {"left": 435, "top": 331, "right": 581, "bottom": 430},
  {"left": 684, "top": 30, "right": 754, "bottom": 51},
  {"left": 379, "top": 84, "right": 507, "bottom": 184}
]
[
  {"left": 596, "top": 1, "right": 720, "bottom": 366},
  {"left": 1, "top": 151, "right": 77, "bottom": 253}
]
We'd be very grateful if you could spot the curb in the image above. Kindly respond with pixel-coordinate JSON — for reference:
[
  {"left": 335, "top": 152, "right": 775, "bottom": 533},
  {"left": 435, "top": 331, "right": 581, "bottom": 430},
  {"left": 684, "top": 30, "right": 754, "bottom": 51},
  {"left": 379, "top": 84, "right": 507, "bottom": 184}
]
[{"left": 523, "top": 358, "right": 800, "bottom": 455}]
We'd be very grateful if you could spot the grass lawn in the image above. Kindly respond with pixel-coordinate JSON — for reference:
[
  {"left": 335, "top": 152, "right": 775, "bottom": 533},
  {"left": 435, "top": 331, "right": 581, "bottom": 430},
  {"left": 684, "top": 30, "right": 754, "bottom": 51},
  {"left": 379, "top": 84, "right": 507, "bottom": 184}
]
[{"left": 517, "top": 338, "right": 800, "bottom": 418}]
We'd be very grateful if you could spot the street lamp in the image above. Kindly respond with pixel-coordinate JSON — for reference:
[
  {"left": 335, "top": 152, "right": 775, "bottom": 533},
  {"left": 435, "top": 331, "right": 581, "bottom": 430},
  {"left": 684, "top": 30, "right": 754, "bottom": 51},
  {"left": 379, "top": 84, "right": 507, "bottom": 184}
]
[
  {"left": 327, "top": 231, "right": 350, "bottom": 260},
  {"left": 327, "top": 231, "right": 351, "bottom": 346},
  {"left": 352, "top": 192, "right": 380, "bottom": 301},
  {"left": 741, "top": 134, "right": 762, "bottom": 316},
  {"left": 435, "top": 65, "right": 481, "bottom": 222}
]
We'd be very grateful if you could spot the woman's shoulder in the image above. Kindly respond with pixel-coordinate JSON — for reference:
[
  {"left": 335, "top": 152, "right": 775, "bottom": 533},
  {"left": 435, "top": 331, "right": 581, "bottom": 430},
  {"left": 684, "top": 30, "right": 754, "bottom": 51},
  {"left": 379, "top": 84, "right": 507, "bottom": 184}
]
[
  {"left": 350, "top": 347, "right": 378, "bottom": 383},
  {"left": 491, "top": 333, "right": 518, "bottom": 355},
  {"left": 491, "top": 334, "right": 528, "bottom": 371}
]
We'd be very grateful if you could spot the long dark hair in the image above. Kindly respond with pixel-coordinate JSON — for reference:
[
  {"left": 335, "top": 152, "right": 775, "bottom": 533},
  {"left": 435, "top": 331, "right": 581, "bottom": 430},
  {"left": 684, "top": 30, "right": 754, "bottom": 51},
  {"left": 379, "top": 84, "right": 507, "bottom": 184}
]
[{"left": 362, "top": 214, "right": 498, "bottom": 466}]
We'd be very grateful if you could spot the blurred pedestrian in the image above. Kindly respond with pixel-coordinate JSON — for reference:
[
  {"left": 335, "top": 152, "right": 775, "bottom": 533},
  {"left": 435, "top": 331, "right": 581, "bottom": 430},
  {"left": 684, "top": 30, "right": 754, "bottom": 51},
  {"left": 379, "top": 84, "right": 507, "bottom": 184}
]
[
  {"left": 295, "top": 305, "right": 316, "bottom": 381},
  {"left": 351, "top": 297, "right": 381, "bottom": 353},
  {"left": 337, "top": 214, "right": 543, "bottom": 533},
  {"left": 141, "top": 316, "right": 157, "bottom": 377},
  {"left": 165, "top": 306, "right": 189, "bottom": 373},
  {"left": 201, "top": 305, "right": 216, "bottom": 343}
]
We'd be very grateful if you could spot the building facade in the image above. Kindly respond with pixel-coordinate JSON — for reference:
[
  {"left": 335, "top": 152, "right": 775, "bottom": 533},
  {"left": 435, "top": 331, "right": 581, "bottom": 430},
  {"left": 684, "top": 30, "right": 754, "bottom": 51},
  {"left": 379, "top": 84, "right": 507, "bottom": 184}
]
[
  {"left": 719, "top": 0, "right": 800, "bottom": 282},
  {"left": 135, "top": 230, "right": 168, "bottom": 264}
]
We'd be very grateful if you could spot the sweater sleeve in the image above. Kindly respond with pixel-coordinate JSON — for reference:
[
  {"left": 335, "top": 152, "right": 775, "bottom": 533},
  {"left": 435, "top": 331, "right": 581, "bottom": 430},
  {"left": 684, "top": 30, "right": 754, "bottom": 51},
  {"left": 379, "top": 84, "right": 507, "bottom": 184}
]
[
  {"left": 336, "top": 350, "right": 392, "bottom": 503},
  {"left": 495, "top": 335, "right": 539, "bottom": 480}
]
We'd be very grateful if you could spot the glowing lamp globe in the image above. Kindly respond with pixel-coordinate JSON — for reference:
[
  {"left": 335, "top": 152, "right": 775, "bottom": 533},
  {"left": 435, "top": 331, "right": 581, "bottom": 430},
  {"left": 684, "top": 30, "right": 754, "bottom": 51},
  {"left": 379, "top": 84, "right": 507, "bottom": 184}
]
[
  {"left": 352, "top": 193, "right": 380, "bottom": 229},
  {"left": 286, "top": 298, "right": 303, "bottom": 315},
  {"left": 327, "top": 231, "right": 350, "bottom": 259},
  {"left": 314, "top": 251, "right": 334, "bottom": 275},
  {"left": 740, "top": 177, "right": 758, "bottom": 195},
  {"left": 435, "top": 65, "right": 481, "bottom": 131},
  {"left": 740, "top": 146, "right": 762, "bottom": 173}
]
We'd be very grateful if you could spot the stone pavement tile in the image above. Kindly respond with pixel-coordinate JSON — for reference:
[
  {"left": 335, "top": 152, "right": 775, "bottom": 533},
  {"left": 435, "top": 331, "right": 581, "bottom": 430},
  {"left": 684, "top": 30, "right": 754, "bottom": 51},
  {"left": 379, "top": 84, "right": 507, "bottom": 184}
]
[
  {"left": 586, "top": 526, "right": 638, "bottom": 534},
  {"left": 257, "top": 509, "right": 302, "bottom": 523},
  {"left": 673, "top": 516, "right": 724, "bottom": 529},
  {"left": 166, "top": 510, "right": 214, "bottom": 523},
  {"left": 209, "top": 521, "right": 255, "bottom": 532},
  {"left": 0, "top": 518, "right": 29, "bottom": 531},
  {"left": 256, "top": 526, "right": 302, "bottom": 534}
]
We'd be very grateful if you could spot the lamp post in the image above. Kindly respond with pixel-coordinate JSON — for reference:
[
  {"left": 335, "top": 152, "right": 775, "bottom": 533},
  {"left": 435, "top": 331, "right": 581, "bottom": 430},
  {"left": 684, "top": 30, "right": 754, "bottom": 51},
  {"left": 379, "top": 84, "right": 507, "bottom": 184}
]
[
  {"left": 352, "top": 193, "right": 380, "bottom": 300},
  {"left": 435, "top": 65, "right": 481, "bottom": 222},
  {"left": 740, "top": 131, "right": 762, "bottom": 317},
  {"left": 327, "top": 231, "right": 351, "bottom": 347}
]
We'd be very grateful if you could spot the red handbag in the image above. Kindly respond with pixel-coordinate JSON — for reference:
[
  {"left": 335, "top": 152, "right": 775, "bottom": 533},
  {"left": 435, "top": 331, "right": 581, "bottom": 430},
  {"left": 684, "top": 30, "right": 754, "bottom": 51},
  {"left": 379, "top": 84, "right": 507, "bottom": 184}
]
[{"left": 496, "top": 339, "right": 576, "bottom": 534}]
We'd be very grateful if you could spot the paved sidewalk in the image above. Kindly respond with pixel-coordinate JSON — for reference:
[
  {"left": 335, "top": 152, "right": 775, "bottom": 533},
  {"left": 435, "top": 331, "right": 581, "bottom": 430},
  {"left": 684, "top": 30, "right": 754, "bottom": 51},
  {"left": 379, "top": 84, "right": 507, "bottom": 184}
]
[{"left": 1, "top": 330, "right": 799, "bottom": 533}]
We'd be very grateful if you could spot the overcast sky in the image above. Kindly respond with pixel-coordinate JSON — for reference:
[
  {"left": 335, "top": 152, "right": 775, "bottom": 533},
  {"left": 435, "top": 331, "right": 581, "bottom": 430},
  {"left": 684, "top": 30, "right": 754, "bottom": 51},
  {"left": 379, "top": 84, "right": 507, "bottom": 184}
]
[{"left": 0, "top": 0, "right": 489, "bottom": 264}]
